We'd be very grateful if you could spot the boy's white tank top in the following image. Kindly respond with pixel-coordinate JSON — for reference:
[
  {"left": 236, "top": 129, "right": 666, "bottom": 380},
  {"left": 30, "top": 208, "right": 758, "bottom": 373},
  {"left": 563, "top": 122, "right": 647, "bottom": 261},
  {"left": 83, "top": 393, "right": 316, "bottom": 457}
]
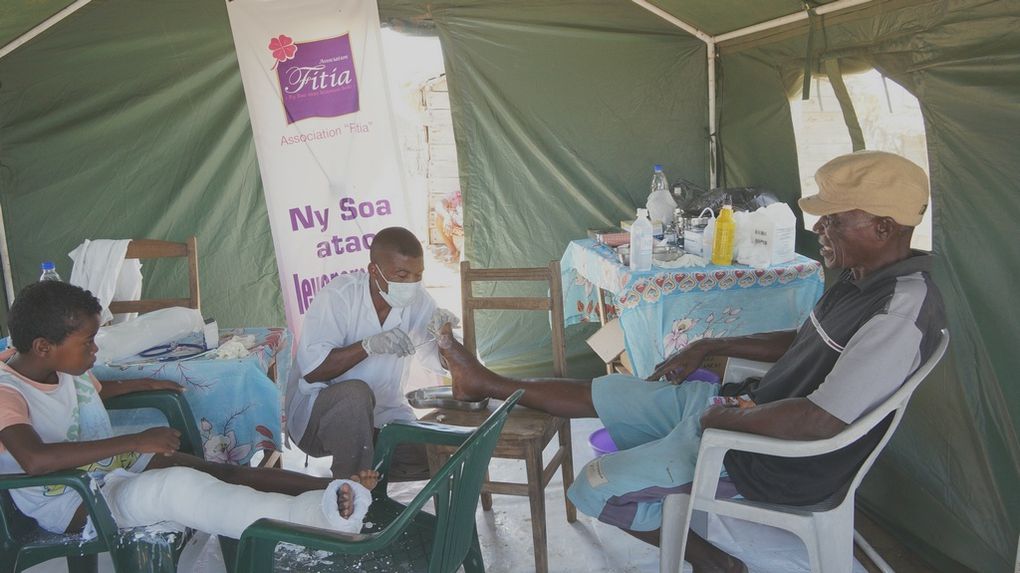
[
  {"left": 0, "top": 366, "right": 80, "bottom": 473},
  {"left": 0, "top": 365, "right": 93, "bottom": 532}
]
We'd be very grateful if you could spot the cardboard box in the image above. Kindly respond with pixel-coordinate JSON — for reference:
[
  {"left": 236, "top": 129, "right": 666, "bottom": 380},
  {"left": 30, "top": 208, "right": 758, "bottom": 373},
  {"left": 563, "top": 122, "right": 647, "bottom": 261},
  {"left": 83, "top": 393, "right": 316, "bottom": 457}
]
[
  {"left": 617, "top": 350, "right": 634, "bottom": 375},
  {"left": 586, "top": 318, "right": 625, "bottom": 363}
]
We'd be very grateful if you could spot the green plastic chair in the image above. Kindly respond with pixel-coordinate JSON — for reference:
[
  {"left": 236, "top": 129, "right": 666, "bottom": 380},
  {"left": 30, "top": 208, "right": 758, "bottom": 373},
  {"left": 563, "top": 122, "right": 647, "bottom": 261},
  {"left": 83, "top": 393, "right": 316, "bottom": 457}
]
[
  {"left": 0, "top": 389, "right": 203, "bottom": 573},
  {"left": 234, "top": 389, "right": 525, "bottom": 573}
]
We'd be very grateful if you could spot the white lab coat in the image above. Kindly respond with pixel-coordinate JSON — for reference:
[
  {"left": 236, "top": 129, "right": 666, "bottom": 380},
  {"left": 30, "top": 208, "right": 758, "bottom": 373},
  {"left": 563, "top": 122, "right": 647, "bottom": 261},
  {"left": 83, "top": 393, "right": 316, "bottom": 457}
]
[{"left": 284, "top": 272, "right": 445, "bottom": 444}]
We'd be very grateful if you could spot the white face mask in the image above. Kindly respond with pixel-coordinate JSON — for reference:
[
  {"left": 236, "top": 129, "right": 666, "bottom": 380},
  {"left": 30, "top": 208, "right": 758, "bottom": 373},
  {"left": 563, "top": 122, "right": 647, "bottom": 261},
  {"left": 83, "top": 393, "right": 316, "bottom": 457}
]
[{"left": 374, "top": 267, "right": 422, "bottom": 308}]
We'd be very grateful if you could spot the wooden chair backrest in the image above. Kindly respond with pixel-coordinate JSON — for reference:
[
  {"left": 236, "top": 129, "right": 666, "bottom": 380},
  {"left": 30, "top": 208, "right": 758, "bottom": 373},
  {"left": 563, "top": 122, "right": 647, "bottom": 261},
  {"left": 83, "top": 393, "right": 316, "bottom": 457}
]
[
  {"left": 107, "top": 236, "right": 200, "bottom": 315},
  {"left": 459, "top": 260, "right": 567, "bottom": 376}
]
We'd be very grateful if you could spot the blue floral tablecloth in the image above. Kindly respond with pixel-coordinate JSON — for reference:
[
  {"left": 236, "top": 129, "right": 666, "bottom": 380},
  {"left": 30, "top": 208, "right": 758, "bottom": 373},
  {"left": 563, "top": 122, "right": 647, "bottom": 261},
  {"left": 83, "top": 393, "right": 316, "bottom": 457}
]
[
  {"left": 93, "top": 327, "right": 291, "bottom": 466},
  {"left": 561, "top": 240, "right": 824, "bottom": 378}
]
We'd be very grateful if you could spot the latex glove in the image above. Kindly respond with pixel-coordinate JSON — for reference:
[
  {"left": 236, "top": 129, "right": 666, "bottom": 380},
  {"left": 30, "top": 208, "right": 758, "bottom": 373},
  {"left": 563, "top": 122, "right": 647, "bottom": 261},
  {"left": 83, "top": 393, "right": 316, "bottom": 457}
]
[
  {"left": 427, "top": 308, "right": 461, "bottom": 336},
  {"left": 361, "top": 328, "right": 414, "bottom": 357}
]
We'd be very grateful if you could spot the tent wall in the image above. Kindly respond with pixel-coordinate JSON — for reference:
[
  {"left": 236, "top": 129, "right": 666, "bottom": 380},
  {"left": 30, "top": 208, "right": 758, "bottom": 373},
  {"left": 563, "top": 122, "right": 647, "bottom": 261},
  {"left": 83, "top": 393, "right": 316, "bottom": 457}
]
[
  {"left": 715, "top": 1, "right": 1020, "bottom": 570},
  {"left": 420, "top": 1, "right": 710, "bottom": 375},
  {"left": 0, "top": 0, "right": 283, "bottom": 328}
]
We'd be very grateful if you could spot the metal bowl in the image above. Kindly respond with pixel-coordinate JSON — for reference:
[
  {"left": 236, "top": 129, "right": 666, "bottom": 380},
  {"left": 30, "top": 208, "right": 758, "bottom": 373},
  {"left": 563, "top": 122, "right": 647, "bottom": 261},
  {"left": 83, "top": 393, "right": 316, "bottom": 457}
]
[
  {"left": 406, "top": 386, "right": 490, "bottom": 411},
  {"left": 615, "top": 244, "right": 682, "bottom": 266}
]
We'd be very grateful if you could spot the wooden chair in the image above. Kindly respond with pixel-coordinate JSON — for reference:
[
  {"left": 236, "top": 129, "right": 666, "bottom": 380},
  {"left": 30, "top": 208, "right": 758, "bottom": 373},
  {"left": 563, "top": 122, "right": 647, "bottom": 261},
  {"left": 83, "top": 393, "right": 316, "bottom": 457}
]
[
  {"left": 107, "top": 237, "right": 200, "bottom": 315},
  {"left": 420, "top": 260, "right": 576, "bottom": 573}
]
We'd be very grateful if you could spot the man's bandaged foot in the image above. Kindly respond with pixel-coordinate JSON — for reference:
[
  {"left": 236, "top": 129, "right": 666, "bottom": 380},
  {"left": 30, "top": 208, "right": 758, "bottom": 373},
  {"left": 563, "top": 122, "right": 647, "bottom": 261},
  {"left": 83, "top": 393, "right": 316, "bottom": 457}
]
[{"left": 102, "top": 467, "right": 370, "bottom": 539}]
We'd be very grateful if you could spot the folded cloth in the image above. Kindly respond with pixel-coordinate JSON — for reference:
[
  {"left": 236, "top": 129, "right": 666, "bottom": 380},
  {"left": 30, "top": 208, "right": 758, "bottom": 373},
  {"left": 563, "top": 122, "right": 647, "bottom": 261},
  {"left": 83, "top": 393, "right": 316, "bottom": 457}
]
[
  {"left": 654, "top": 253, "right": 706, "bottom": 268},
  {"left": 215, "top": 335, "right": 256, "bottom": 359},
  {"left": 68, "top": 239, "right": 142, "bottom": 324}
]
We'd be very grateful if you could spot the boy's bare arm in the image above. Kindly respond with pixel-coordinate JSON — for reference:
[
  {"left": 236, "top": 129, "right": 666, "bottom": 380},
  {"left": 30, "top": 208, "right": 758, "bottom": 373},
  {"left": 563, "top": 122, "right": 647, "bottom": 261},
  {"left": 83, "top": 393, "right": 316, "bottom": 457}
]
[
  {"left": 0, "top": 424, "right": 181, "bottom": 475},
  {"left": 98, "top": 378, "right": 184, "bottom": 401}
]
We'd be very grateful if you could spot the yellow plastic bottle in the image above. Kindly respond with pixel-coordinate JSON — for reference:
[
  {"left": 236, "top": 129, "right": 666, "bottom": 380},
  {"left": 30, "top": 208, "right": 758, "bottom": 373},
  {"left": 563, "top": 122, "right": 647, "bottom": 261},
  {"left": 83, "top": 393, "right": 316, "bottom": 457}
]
[{"left": 711, "top": 204, "right": 736, "bottom": 266}]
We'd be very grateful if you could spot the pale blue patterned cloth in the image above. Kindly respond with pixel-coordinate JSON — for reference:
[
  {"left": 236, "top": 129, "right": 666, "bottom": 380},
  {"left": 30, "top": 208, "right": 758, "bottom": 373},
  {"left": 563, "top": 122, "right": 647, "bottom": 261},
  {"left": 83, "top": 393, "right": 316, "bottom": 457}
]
[
  {"left": 94, "top": 327, "right": 291, "bottom": 465},
  {"left": 561, "top": 240, "right": 824, "bottom": 378}
]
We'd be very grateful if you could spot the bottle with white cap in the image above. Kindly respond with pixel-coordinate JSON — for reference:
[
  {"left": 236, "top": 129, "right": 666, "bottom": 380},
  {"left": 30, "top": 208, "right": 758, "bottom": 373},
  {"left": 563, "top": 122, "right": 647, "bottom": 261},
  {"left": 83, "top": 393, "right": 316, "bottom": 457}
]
[
  {"left": 646, "top": 164, "right": 677, "bottom": 231},
  {"left": 629, "top": 208, "right": 653, "bottom": 272}
]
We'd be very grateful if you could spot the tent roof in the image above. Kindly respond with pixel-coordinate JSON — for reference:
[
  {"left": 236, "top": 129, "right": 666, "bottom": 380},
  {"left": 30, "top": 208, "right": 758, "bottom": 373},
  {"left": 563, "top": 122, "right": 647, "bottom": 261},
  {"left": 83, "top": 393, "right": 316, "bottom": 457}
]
[
  {"left": 0, "top": 0, "right": 76, "bottom": 50},
  {"left": 648, "top": 0, "right": 839, "bottom": 36},
  {"left": 1, "top": 0, "right": 851, "bottom": 57}
]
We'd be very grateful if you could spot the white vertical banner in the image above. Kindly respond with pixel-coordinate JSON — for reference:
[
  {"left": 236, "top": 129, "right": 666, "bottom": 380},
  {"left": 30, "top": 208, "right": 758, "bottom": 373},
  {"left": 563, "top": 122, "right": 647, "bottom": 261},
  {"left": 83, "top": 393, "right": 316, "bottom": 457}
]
[{"left": 225, "top": 0, "right": 408, "bottom": 336}]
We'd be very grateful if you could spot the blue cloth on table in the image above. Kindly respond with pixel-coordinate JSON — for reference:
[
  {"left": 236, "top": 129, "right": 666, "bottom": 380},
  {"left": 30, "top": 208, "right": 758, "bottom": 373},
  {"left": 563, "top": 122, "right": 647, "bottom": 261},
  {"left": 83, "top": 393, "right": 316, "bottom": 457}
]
[
  {"left": 561, "top": 239, "right": 824, "bottom": 378},
  {"left": 93, "top": 327, "right": 290, "bottom": 465}
]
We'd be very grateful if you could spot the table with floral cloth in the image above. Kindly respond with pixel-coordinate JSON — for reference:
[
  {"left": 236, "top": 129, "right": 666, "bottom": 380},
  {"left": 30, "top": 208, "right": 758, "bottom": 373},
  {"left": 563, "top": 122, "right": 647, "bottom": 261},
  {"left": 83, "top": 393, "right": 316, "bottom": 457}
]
[
  {"left": 93, "top": 327, "right": 291, "bottom": 466},
  {"left": 560, "top": 240, "right": 824, "bottom": 379}
]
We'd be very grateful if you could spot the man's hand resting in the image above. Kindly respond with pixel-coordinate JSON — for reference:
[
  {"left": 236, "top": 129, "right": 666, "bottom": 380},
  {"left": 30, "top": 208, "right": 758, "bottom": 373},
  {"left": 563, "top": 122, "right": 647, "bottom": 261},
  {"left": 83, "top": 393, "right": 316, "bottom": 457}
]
[
  {"left": 362, "top": 328, "right": 414, "bottom": 357},
  {"left": 428, "top": 308, "right": 460, "bottom": 335},
  {"left": 647, "top": 341, "right": 709, "bottom": 384},
  {"left": 132, "top": 427, "right": 182, "bottom": 456}
]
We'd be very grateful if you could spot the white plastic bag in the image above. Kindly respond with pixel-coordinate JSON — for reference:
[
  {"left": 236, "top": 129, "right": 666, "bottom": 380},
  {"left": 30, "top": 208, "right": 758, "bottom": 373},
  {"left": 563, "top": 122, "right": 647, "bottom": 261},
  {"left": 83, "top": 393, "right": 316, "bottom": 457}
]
[{"left": 95, "top": 307, "right": 205, "bottom": 364}]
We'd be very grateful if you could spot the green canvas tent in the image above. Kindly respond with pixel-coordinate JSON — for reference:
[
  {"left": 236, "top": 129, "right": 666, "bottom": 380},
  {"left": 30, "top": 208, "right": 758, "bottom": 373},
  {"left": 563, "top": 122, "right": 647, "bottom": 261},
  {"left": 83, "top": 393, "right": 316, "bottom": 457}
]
[{"left": 1, "top": 0, "right": 1017, "bottom": 571}]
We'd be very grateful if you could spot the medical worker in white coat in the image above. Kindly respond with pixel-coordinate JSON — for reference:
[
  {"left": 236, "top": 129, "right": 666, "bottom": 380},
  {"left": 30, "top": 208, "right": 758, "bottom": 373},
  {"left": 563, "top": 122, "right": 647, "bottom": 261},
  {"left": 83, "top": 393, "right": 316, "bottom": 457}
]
[{"left": 285, "top": 227, "right": 458, "bottom": 479}]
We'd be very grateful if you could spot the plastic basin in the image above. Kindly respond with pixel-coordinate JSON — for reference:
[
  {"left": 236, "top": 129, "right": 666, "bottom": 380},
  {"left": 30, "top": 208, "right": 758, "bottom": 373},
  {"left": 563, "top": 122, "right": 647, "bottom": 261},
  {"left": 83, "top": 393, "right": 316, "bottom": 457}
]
[{"left": 588, "top": 428, "right": 618, "bottom": 457}]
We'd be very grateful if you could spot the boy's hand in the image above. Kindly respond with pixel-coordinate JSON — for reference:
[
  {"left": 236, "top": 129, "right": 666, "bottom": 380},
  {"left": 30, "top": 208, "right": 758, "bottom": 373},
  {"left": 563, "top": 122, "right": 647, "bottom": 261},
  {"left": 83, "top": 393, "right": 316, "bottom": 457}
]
[
  {"left": 350, "top": 469, "right": 380, "bottom": 491},
  {"left": 133, "top": 427, "right": 181, "bottom": 456}
]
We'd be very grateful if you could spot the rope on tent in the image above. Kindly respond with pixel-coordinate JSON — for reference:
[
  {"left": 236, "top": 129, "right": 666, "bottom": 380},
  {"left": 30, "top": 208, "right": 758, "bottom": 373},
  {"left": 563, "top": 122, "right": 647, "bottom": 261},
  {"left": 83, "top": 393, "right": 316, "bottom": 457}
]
[
  {"left": 801, "top": 2, "right": 822, "bottom": 100},
  {"left": 824, "top": 59, "right": 866, "bottom": 151}
]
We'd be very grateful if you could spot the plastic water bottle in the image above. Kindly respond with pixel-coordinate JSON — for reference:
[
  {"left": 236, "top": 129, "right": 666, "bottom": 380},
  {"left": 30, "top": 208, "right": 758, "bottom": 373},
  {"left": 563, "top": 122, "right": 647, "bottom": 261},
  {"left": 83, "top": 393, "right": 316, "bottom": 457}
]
[
  {"left": 646, "top": 165, "right": 676, "bottom": 229},
  {"left": 39, "top": 261, "right": 61, "bottom": 282},
  {"left": 630, "top": 208, "right": 653, "bottom": 272},
  {"left": 711, "top": 204, "right": 736, "bottom": 266}
]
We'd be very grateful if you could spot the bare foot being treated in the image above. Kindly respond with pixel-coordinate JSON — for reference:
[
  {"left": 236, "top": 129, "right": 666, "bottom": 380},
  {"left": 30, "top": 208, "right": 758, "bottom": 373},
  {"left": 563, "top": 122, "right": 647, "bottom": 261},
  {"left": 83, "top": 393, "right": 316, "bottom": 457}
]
[{"left": 436, "top": 322, "right": 492, "bottom": 402}]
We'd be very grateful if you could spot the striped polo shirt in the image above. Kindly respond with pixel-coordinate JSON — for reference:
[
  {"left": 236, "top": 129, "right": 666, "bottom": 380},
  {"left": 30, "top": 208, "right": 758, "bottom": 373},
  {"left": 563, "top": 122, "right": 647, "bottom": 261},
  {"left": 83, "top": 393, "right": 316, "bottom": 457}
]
[{"left": 724, "top": 251, "right": 946, "bottom": 506}]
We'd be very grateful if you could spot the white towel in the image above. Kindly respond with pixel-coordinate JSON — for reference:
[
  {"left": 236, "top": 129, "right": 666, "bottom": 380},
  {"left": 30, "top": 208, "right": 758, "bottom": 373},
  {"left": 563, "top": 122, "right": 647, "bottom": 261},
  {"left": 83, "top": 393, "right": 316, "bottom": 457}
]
[{"left": 68, "top": 239, "right": 143, "bottom": 324}]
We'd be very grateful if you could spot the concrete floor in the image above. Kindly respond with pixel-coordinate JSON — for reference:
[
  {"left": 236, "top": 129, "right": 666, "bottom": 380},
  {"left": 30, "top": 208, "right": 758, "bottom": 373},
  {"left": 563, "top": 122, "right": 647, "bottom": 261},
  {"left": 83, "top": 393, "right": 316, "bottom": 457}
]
[{"left": 24, "top": 416, "right": 880, "bottom": 572}]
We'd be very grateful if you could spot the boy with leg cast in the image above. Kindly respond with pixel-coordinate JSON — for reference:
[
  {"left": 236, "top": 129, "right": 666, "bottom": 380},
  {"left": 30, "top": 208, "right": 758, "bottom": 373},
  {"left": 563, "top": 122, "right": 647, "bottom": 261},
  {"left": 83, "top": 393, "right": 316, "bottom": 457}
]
[{"left": 0, "top": 281, "right": 378, "bottom": 538}]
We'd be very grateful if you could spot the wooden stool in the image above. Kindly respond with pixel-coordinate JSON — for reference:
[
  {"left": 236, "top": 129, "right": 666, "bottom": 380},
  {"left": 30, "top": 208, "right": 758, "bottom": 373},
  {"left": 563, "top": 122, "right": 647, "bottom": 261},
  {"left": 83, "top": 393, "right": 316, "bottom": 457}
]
[
  {"left": 426, "top": 260, "right": 576, "bottom": 573},
  {"left": 422, "top": 405, "right": 575, "bottom": 573}
]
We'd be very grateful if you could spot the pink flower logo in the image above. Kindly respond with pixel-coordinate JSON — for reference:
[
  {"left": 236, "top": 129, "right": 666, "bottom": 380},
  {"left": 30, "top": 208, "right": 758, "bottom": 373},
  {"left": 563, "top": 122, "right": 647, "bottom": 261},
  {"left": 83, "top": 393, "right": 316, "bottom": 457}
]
[{"left": 268, "top": 34, "right": 297, "bottom": 66}]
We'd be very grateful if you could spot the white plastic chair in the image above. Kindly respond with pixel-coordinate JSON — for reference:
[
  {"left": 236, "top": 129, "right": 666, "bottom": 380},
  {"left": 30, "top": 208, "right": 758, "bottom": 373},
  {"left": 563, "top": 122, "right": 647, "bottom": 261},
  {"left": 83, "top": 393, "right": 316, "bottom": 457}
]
[{"left": 660, "top": 328, "right": 950, "bottom": 573}]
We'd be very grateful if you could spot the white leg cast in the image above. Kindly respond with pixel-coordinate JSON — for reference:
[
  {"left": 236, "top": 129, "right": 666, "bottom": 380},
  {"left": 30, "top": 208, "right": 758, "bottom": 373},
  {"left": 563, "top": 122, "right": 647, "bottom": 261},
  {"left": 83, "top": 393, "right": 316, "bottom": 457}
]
[{"left": 101, "top": 467, "right": 370, "bottom": 539}]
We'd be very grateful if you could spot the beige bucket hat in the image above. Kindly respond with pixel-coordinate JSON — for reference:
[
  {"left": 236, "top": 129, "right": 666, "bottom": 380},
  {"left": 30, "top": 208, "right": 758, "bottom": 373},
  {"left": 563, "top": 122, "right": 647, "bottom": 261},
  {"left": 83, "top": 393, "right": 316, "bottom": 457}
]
[{"left": 799, "top": 150, "right": 929, "bottom": 226}]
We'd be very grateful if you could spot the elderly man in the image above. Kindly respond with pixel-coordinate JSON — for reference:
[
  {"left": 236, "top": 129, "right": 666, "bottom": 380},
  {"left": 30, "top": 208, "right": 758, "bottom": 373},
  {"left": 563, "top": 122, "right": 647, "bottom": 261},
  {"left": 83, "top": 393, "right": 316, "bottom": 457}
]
[
  {"left": 436, "top": 151, "right": 946, "bottom": 572},
  {"left": 285, "top": 227, "right": 458, "bottom": 480}
]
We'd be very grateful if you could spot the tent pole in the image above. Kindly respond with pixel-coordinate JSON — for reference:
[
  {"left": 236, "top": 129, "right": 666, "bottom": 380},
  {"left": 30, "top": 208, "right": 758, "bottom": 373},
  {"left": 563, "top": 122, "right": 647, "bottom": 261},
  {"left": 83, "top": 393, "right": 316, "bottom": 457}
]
[
  {"left": 0, "top": 201, "right": 14, "bottom": 307},
  {"left": 707, "top": 40, "right": 717, "bottom": 188},
  {"left": 0, "top": 0, "right": 94, "bottom": 61},
  {"left": 629, "top": 0, "right": 712, "bottom": 43},
  {"left": 714, "top": 0, "right": 877, "bottom": 43}
]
